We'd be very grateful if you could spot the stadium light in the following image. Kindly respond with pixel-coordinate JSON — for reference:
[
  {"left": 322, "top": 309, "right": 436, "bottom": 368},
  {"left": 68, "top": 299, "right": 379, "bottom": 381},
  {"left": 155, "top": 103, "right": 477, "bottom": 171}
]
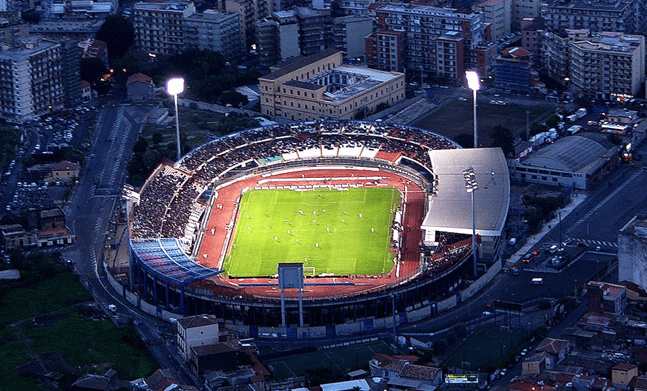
[
  {"left": 463, "top": 166, "right": 478, "bottom": 279},
  {"left": 466, "top": 71, "right": 480, "bottom": 148},
  {"left": 167, "top": 77, "right": 184, "bottom": 160}
]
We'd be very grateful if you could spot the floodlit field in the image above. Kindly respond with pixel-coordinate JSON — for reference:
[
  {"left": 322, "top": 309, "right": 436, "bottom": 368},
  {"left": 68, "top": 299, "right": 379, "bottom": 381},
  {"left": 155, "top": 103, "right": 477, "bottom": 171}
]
[{"left": 223, "top": 187, "right": 401, "bottom": 277}]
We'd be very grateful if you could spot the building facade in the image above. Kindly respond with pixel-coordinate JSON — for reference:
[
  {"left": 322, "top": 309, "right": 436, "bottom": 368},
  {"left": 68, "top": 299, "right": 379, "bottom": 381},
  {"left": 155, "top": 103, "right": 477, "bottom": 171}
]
[
  {"left": 0, "top": 36, "right": 64, "bottom": 122},
  {"left": 61, "top": 38, "right": 81, "bottom": 108},
  {"left": 494, "top": 46, "right": 536, "bottom": 92},
  {"left": 332, "top": 15, "right": 372, "bottom": 59},
  {"left": 297, "top": 7, "right": 331, "bottom": 57},
  {"left": 570, "top": 32, "right": 645, "bottom": 100},
  {"left": 508, "top": 134, "right": 618, "bottom": 190},
  {"left": 256, "top": 10, "right": 299, "bottom": 68},
  {"left": 367, "top": 4, "right": 485, "bottom": 81},
  {"left": 185, "top": 10, "right": 243, "bottom": 58},
  {"left": 176, "top": 315, "right": 222, "bottom": 362},
  {"left": 541, "top": 0, "right": 636, "bottom": 34},
  {"left": 133, "top": 1, "right": 196, "bottom": 55},
  {"left": 474, "top": 0, "right": 510, "bottom": 42},
  {"left": 511, "top": 0, "right": 540, "bottom": 28},
  {"left": 258, "top": 49, "right": 405, "bottom": 120},
  {"left": 618, "top": 215, "right": 647, "bottom": 292},
  {"left": 541, "top": 29, "right": 589, "bottom": 85}
]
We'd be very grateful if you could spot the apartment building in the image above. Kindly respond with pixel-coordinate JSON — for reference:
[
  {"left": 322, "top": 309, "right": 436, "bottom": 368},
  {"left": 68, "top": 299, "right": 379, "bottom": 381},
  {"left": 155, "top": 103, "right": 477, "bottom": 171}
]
[
  {"left": 336, "top": 0, "right": 376, "bottom": 16},
  {"left": 493, "top": 46, "right": 542, "bottom": 92},
  {"left": 185, "top": 10, "right": 243, "bottom": 58},
  {"left": 570, "top": 32, "right": 645, "bottom": 100},
  {"left": 511, "top": 0, "right": 540, "bottom": 28},
  {"left": 520, "top": 17, "right": 542, "bottom": 55},
  {"left": 0, "top": 36, "right": 64, "bottom": 122},
  {"left": 223, "top": 0, "right": 261, "bottom": 50},
  {"left": 474, "top": 0, "right": 510, "bottom": 41},
  {"left": 133, "top": 1, "right": 195, "bottom": 55},
  {"left": 259, "top": 49, "right": 405, "bottom": 121},
  {"left": 256, "top": 10, "right": 299, "bottom": 68},
  {"left": 296, "top": 7, "right": 331, "bottom": 57},
  {"left": 541, "top": 0, "right": 636, "bottom": 34},
  {"left": 61, "top": 38, "right": 81, "bottom": 108},
  {"left": 176, "top": 315, "right": 224, "bottom": 362},
  {"left": 332, "top": 15, "right": 372, "bottom": 59},
  {"left": 367, "top": 4, "right": 485, "bottom": 81},
  {"left": 541, "top": 29, "right": 589, "bottom": 84}
]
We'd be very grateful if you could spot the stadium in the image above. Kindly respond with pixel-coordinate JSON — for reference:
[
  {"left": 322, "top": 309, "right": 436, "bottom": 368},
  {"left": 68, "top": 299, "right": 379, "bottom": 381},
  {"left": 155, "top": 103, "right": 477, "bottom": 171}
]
[{"left": 124, "top": 120, "right": 510, "bottom": 337}]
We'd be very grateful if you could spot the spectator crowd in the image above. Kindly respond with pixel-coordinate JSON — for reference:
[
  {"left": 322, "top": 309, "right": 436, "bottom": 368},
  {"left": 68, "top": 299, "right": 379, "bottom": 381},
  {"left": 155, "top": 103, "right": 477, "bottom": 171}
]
[{"left": 131, "top": 120, "right": 460, "bottom": 257}]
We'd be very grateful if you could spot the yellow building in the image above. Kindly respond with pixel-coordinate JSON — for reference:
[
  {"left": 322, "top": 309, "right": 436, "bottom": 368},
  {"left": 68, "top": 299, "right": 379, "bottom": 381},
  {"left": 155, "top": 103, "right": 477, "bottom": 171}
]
[{"left": 259, "top": 49, "right": 405, "bottom": 121}]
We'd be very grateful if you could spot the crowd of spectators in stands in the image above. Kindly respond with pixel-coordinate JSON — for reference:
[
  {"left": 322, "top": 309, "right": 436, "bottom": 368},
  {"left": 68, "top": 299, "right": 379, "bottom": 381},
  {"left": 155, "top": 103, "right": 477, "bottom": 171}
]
[{"left": 131, "top": 120, "right": 459, "bottom": 246}]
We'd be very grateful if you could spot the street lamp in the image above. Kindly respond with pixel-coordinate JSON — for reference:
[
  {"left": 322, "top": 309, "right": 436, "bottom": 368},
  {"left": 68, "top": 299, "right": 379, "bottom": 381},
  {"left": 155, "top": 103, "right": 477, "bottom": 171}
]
[
  {"left": 167, "top": 77, "right": 184, "bottom": 160},
  {"left": 463, "top": 167, "right": 478, "bottom": 279},
  {"left": 466, "top": 71, "right": 480, "bottom": 148}
]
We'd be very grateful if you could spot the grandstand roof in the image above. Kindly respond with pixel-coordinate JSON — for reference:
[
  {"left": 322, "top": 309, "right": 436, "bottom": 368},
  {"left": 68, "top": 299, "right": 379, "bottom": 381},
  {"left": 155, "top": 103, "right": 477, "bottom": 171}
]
[
  {"left": 130, "top": 238, "right": 221, "bottom": 284},
  {"left": 422, "top": 148, "right": 510, "bottom": 237},
  {"left": 519, "top": 134, "right": 617, "bottom": 174}
]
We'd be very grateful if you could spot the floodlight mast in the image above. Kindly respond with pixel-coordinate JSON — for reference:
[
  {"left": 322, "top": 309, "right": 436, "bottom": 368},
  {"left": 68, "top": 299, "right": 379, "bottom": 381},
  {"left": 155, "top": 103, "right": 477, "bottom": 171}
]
[
  {"left": 463, "top": 167, "right": 478, "bottom": 279},
  {"left": 167, "top": 78, "right": 184, "bottom": 160},
  {"left": 466, "top": 71, "right": 480, "bottom": 148}
]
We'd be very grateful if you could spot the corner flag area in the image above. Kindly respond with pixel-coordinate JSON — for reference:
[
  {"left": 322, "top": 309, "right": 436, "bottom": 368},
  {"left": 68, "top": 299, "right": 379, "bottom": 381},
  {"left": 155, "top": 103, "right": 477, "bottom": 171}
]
[{"left": 223, "top": 187, "right": 401, "bottom": 277}]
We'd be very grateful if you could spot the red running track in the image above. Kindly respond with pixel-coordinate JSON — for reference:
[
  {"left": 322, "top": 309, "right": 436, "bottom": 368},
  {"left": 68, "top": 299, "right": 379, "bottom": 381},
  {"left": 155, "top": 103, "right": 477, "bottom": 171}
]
[{"left": 195, "top": 168, "right": 425, "bottom": 300}]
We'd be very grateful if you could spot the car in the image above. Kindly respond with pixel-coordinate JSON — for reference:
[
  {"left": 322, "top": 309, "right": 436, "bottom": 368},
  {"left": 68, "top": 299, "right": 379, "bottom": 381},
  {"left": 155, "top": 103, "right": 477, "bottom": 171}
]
[
  {"left": 562, "top": 238, "right": 573, "bottom": 245},
  {"left": 596, "top": 246, "right": 601, "bottom": 251},
  {"left": 548, "top": 244, "right": 559, "bottom": 253},
  {"left": 522, "top": 257, "right": 531, "bottom": 263},
  {"left": 576, "top": 242, "right": 588, "bottom": 247},
  {"left": 500, "top": 369, "right": 507, "bottom": 376},
  {"left": 531, "top": 250, "right": 539, "bottom": 256}
]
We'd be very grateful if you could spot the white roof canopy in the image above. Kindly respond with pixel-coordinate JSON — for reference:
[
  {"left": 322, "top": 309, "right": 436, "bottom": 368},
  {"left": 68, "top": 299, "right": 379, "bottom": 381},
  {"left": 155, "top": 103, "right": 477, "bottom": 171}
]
[{"left": 422, "top": 148, "right": 510, "bottom": 237}]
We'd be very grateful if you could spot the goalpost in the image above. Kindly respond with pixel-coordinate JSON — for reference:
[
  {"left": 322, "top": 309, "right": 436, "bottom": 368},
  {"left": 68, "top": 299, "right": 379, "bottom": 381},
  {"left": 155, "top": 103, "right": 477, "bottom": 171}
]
[{"left": 303, "top": 266, "right": 316, "bottom": 277}]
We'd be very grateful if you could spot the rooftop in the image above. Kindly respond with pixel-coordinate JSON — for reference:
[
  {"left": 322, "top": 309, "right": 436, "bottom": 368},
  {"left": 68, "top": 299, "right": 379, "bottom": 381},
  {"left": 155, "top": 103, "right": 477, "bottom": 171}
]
[
  {"left": 177, "top": 314, "right": 219, "bottom": 329},
  {"left": 519, "top": 134, "right": 618, "bottom": 174},
  {"left": 422, "top": 148, "right": 510, "bottom": 236},
  {"left": 260, "top": 48, "right": 340, "bottom": 81}
]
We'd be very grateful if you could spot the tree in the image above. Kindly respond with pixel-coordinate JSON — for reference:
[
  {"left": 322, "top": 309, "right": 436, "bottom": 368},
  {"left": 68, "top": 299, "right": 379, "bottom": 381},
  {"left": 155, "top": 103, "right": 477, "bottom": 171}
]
[
  {"left": 530, "top": 123, "right": 548, "bottom": 137},
  {"left": 96, "top": 16, "right": 134, "bottom": 60},
  {"left": 545, "top": 115, "right": 559, "bottom": 129},
  {"left": 607, "top": 133, "right": 623, "bottom": 145},
  {"left": 489, "top": 125, "right": 515, "bottom": 157},
  {"left": 80, "top": 57, "right": 108, "bottom": 85},
  {"left": 454, "top": 133, "right": 474, "bottom": 148},
  {"left": 220, "top": 89, "right": 248, "bottom": 107}
]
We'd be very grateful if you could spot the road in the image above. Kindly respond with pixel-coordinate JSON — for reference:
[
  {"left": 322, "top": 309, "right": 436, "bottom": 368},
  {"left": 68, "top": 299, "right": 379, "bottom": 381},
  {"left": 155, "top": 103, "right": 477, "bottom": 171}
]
[{"left": 58, "top": 104, "right": 197, "bottom": 386}]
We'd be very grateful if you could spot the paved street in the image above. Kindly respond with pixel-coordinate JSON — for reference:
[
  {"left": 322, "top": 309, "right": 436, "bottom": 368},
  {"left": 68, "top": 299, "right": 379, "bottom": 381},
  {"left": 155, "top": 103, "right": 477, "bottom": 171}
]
[{"left": 60, "top": 104, "right": 198, "bottom": 387}]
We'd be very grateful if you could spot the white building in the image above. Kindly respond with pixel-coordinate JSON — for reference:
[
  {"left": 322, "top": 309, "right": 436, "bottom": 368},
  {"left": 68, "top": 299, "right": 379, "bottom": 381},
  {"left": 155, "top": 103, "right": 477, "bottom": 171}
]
[
  {"left": 570, "top": 32, "right": 645, "bottom": 100},
  {"left": 185, "top": 10, "right": 243, "bottom": 58},
  {"left": 0, "top": 36, "right": 64, "bottom": 122},
  {"left": 133, "top": 1, "right": 196, "bottom": 55},
  {"left": 618, "top": 215, "right": 647, "bottom": 292},
  {"left": 475, "top": 0, "right": 511, "bottom": 41},
  {"left": 176, "top": 315, "right": 223, "bottom": 362}
]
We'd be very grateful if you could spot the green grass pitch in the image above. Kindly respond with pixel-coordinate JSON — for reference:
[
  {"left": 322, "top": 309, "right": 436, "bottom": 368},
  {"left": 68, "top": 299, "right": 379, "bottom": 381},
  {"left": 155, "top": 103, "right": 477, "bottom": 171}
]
[{"left": 223, "top": 187, "right": 401, "bottom": 277}]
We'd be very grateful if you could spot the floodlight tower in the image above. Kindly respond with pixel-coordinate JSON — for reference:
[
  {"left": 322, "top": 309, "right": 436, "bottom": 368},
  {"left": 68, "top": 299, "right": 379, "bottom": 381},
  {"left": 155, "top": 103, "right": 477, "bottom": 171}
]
[
  {"left": 463, "top": 167, "right": 478, "bottom": 279},
  {"left": 466, "top": 71, "right": 480, "bottom": 148},
  {"left": 167, "top": 77, "right": 184, "bottom": 160}
]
